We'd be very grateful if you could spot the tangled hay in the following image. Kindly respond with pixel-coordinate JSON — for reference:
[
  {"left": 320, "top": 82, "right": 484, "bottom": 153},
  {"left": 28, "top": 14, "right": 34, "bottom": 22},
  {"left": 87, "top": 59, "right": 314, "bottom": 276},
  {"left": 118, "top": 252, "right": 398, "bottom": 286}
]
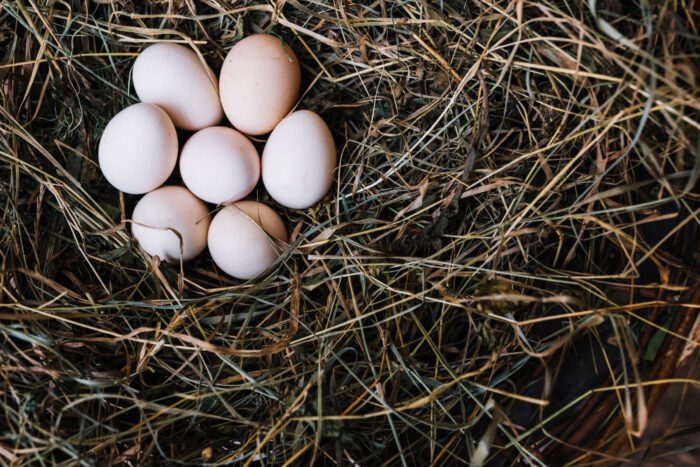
[{"left": 1, "top": 0, "right": 699, "bottom": 465}]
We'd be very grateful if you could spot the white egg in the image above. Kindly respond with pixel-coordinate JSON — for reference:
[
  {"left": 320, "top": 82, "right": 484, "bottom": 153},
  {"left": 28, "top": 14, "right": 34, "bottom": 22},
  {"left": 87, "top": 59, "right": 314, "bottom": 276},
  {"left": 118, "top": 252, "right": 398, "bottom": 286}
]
[
  {"left": 179, "top": 127, "right": 260, "bottom": 205},
  {"left": 262, "top": 110, "right": 336, "bottom": 209},
  {"left": 131, "top": 186, "right": 210, "bottom": 263},
  {"left": 133, "top": 43, "right": 224, "bottom": 131},
  {"left": 208, "top": 201, "right": 287, "bottom": 279},
  {"left": 99, "top": 103, "right": 178, "bottom": 194}
]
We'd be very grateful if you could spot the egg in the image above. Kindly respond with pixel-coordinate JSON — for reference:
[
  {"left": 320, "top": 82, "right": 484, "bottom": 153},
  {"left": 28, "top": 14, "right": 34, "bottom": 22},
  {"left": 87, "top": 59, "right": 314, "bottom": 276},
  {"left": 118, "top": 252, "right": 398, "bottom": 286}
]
[
  {"left": 99, "top": 103, "right": 178, "bottom": 194},
  {"left": 219, "top": 34, "right": 301, "bottom": 135},
  {"left": 261, "top": 110, "right": 336, "bottom": 209},
  {"left": 131, "top": 186, "right": 210, "bottom": 263},
  {"left": 179, "top": 127, "right": 260, "bottom": 205},
  {"left": 133, "top": 43, "right": 223, "bottom": 131},
  {"left": 208, "top": 201, "right": 288, "bottom": 279}
]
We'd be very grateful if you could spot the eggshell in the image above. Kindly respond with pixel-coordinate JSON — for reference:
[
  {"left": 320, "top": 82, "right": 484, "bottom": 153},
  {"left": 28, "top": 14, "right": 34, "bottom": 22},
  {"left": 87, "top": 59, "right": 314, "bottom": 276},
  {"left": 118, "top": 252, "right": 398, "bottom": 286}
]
[
  {"left": 219, "top": 34, "right": 301, "bottom": 135},
  {"left": 208, "top": 201, "right": 287, "bottom": 279},
  {"left": 131, "top": 186, "right": 210, "bottom": 263},
  {"left": 179, "top": 127, "right": 260, "bottom": 204},
  {"left": 261, "top": 110, "right": 336, "bottom": 209},
  {"left": 133, "top": 43, "right": 223, "bottom": 131},
  {"left": 235, "top": 200, "right": 289, "bottom": 244},
  {"left": 99, "top": 103, "right": 178, "bottom": 194}
]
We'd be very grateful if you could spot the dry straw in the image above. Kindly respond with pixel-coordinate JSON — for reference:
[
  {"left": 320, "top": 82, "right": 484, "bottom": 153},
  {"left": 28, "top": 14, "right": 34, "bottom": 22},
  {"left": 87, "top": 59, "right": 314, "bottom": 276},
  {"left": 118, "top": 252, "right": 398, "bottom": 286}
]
[{"left": 0, "top": 0, "right": 698, "bottom": 465}]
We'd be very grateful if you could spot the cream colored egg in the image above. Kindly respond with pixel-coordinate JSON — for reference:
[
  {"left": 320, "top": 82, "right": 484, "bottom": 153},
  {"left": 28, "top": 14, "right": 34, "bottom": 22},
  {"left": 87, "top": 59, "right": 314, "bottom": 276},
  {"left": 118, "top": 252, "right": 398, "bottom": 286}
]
[
  {"left": 131, "top": 186, "right": 210, "bottom": 263},
  {"left": 262, "top": 110, "right": 336, "bottom": 209},
  {"left": 133, "top": 43, "right": 223, "bottom": 131},
  {"left": 208, "top": 201, "right": 288, "bottom": 279},
  {"left": 219, "top": 34, "right": 301, "bottom": 135},
  {"left": 179, "top": 127, "right": 260, "bottom": 204},
  {"left": 99, "top": 103, "right": 177, "bottom": 194},
  {"left": 234, "top": 200, "right": 288, "bottom": 244}
]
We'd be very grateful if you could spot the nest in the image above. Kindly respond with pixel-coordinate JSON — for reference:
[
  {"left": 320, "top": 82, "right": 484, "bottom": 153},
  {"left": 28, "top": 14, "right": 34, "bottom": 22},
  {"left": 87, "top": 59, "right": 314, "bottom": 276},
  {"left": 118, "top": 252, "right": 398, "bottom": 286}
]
[{"left": 1, "top": 1, "right": 698, "bottom": 465}]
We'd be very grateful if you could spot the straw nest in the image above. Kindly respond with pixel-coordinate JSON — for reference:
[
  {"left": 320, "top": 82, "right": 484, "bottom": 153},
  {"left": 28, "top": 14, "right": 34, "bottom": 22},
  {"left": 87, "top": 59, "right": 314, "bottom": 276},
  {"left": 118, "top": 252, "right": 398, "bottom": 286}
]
[{"left": 1, "top": 1, "right": 698, "bottom": 465}]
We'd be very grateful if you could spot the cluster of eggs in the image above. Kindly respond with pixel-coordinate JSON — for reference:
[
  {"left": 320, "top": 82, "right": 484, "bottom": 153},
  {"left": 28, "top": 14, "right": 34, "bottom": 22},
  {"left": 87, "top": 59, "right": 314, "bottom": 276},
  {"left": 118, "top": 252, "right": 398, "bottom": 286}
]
[{"left": 98, "top": 34, "right": 336, "bottom": 279}]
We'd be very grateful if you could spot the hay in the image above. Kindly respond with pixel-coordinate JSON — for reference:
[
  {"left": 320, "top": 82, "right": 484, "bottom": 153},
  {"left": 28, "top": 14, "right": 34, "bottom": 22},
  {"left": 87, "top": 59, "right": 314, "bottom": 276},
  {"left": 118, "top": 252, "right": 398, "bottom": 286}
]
[{"left": 1, "top": 0, "right": 698, "bottom": 464}]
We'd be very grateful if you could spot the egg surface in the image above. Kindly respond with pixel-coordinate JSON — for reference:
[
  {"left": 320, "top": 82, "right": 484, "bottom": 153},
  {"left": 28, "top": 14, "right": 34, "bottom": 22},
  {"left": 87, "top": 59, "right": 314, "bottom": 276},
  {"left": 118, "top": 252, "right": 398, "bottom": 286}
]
[
  {"left": 131, "top": 186, "right": 210, "bottom": 263},
  {"left": 261, "top": 110, "right": 336, "bottom": 209},
  {"left": 208, "top": 201, "right": 287, "bottom": 279},
  {"left": 219, "top": 34, "right": 300, "bottom": 135},
  {"left": 99, "top": 103, "right": 178, "bottom": 194},
  {"left": 235, "top": 200, "right": 288, "bottom": 244},
  {"left": 133, "top": 43, "right": 223, "bottom": 131},
  {"left": 179, "top": 127, "right": 260, "bottom": 205}
]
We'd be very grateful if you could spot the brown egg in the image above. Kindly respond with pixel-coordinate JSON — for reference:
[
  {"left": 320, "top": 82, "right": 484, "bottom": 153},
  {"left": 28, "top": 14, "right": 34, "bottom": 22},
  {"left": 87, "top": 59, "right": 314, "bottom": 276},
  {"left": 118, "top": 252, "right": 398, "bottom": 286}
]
[{"left": 219, "top": 34, "right": 301, "bottom": 136}]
